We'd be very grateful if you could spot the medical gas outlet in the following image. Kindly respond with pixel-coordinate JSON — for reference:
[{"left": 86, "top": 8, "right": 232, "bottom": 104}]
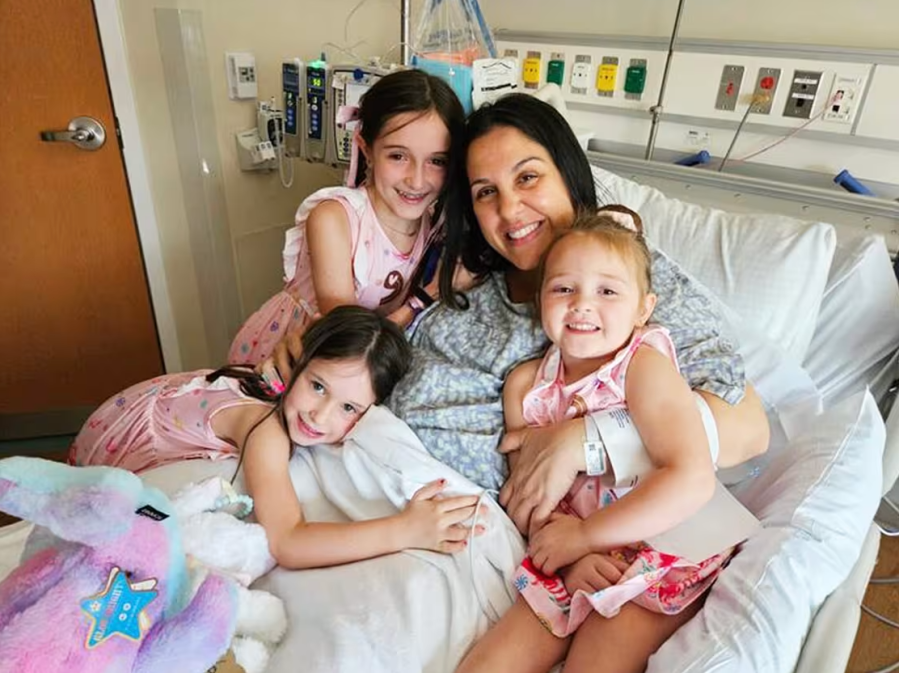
[
  {"left": 596, "top": 57, "right": 618, "bottom": 97},
  {"left": 546, "top": 53, "right": 565, "bottom": 86},
  {"left": 522, "top": 52, "right": 541, "bottom": 89},
  {"left": 570, "top": 55, "right": 591, "bottom": 95},
  {"left": 624, "top": 60, "right": 647, "bottom": 100}
]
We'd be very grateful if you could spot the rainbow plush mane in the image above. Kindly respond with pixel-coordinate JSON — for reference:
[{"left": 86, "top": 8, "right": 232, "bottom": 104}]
[{"left": 0, "top": 456, "right": 238, "bottom": 673}]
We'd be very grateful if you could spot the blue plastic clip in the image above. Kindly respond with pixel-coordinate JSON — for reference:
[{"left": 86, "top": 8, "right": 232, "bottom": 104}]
[
  {"left": 674, "top": 150, "right": 710, "bottom": 167},
  {"left": 834, "top": 169, "right": 876, "bottom": 196}
]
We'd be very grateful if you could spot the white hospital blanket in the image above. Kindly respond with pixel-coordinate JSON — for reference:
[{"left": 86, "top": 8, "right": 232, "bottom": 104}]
[{"left": 256, "top": 405, "right": 526, "bottom": 673}]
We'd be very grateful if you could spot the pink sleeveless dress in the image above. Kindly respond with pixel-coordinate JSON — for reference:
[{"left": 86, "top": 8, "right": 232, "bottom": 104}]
[
  {"left": 68, "top": 372, "right": 271, "bottom": 474},
  {"left": 228, "top": 186, "right": 438, "bottom": 365},
  {"left": 515, "top": 326, "right": 733, "bottom": 637}
]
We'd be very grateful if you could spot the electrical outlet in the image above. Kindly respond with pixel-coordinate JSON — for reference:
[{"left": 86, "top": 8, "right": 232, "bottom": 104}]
[
  {"left": 715, "top": 65, "right": 745, "bottom": 111},
  {"left": 570, "top": 55, "right": 591, "bottom": 95},
  {"left": 823, "top": 74, "right": 866, "bottom": 124},
  {"left": 783, "top": 70, "right": 823, "bottom": 119},
  {"left": 750, "top": 67, "right": 781, "bottom": 114}
]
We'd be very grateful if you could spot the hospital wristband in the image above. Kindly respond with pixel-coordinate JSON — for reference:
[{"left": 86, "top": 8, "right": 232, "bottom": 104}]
[
  {"left": 583, "top": 414, "right": 607, "bottom": 476},
  {"left": 412, "top": 287, "right": 435, "bottom": 307},
  {"left": 406, "top": 295, "right": 427, "bottom": 317}
]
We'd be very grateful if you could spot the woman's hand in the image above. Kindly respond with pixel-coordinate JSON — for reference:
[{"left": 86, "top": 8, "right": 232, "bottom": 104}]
[
  {"left": 559, "top": 552, "right": 630, "bottom": 595},
  {"left": 498, "top": 419, "right": 585, "bottom": 536},
  {"left": 528, "top": 512, "right": 591, "bottom": 575},
  {"left": 399, "top": 480, "right": 485, "bottom": 554},
  {"left": 257, "top": 330, "right": 305, "bottom": 390}
]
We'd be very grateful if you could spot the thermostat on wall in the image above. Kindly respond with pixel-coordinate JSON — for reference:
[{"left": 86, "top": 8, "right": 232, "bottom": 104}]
[{"left": 226, "top": 52, "right": 258, "bottom": 100}]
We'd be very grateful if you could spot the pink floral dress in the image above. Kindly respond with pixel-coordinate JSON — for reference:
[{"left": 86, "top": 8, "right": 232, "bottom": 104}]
[
  {"left": 228, "top": 186, "right": 438, "bottom": 365},
  {"left": 515, "top": 325, "right": 733, "bottom": 637},
  {"left": 69, "top": 372, "right": 270, "bottom": 474}
]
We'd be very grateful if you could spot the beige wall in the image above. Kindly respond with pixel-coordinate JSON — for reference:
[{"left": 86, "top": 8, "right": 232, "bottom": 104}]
[
  {"left": 118, "top": 0, "right": 399, "bottom": 369},
  {"left": 483, "top": 0, "right": 899, "bottom": 49},
  {"left": 118, "top": 0, "right": 896, "bottom": 369}
]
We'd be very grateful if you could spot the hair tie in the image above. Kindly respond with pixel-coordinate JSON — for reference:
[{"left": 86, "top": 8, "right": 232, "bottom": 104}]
[
  {"left": 597, "top": 204, "right": 644, "bottom": 234},
  {"left": 600, "top": 209, "right": 640, "bottom": 232},
  {"left": 337, "top": 105, "right": 362, "bottom": 188}
]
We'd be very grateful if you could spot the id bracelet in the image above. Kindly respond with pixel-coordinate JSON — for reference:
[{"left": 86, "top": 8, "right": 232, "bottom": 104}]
[{"left": 583, "top": 414, "right": 607, "bottom": 476}]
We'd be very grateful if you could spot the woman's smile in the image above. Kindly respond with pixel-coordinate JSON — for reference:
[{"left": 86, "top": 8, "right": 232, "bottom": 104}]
[{"left": 467, "top": 126, "right": 575, "bottom": 273}]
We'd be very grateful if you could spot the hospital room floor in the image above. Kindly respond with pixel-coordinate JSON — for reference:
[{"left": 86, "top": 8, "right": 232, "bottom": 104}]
[
  {"left": 0, "top": 439, "right": 897, "bottom": 669},
  {"left": 848, "top": 534, "right": 899, "bottom": 672}
]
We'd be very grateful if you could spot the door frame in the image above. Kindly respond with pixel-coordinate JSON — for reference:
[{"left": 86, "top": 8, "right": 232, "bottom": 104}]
[{"left": 93, "top": 0, "right": 182, "bottom": 372}]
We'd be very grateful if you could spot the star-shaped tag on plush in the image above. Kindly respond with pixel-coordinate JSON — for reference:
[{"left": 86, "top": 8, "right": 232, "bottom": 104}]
[{"left": 80, "top": 566, "right": 158, "bottom": 648}]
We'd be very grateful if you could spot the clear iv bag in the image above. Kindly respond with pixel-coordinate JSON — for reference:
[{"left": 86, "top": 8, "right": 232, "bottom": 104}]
[{"left": 411, "top": 0, "right": 496, "bottom": 112}]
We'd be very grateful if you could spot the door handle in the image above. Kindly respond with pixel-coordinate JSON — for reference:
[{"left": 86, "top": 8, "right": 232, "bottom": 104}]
[{"left": 40, "top": 116, "right": 106, "bottom": 151}]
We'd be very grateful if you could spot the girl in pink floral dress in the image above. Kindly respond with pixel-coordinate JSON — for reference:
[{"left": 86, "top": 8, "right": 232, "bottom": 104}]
[
  {"left": 228, "top": 69, "right": 464, "bottom": 365},
  {"left": 458, "top": 212, "right": 731, "bottom": 673}
]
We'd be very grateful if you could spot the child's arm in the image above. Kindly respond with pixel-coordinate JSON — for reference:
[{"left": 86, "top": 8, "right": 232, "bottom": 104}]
[
  {"left": 306, "top": 200, "right": 357, "bottom": 314},
  {"left": 529, "top": 345, "right": 716, "bottom": 574},
  {"left": 241, "top": 415, "right": 482, "bottom": 569},
  {"left": 502, "top": 360, "right": 540, "bottom": 478}
]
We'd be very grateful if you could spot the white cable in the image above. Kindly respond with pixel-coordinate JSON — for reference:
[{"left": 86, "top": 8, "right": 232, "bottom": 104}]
[
  {"left": 344, "top": 0, "right": 371, "bottom": 44},
  {"left": 862, "top": 604, "right": 899, "bottom": 630},
  {"left": 877, "top": 496, "right": 899, "bottom": 536},
  {"left": 467, "top": 488, "right": 501, "bottom": 623},
  {"left": 733, "top": 93, "right": 839, "bottom": 164},
  {"left": 322, "top": 40, "right": 367, "bottom": 63},
  {"left": 278, "top": 140, "right": 294, "bottom": 189}
]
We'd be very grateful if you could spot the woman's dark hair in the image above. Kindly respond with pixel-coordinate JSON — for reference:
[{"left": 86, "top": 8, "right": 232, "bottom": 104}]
[
  {"left": 354, "top": 68, "right": 465, "bottom": 224},
  {"left": 207, "top": 306, "right": 411, "bottom": 478},
  {"left": 438, "top": 94, "right": 601, "bottom": 308}
]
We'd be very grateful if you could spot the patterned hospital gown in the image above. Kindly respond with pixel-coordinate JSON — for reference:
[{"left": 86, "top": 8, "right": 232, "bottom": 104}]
[
  {"left": 388, "top": 247, "right": 746, "bottom": 491},
  {"left": 514, "top": 328, "right": 733, "bottom": 637}
]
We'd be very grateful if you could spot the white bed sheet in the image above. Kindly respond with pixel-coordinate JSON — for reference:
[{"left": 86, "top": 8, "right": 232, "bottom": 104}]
[{"left": 0, "top": 386, "right": 884, "bottom": 673}]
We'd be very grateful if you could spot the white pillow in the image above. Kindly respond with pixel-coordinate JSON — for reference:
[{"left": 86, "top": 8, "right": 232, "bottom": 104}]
[
  {"left": 648, "top": 390, "right": 884, "bottom": 673},
  {"left": 802, "top": 233, "right": 899, "bottom": 404},
  {"left": 592, "top": 166, "right": 836, "bottom": 362}
]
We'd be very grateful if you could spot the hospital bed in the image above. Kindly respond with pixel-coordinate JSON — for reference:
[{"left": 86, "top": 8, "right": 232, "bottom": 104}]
[{"left": 1, "top": 163, "right": 897, "bottom": 673}]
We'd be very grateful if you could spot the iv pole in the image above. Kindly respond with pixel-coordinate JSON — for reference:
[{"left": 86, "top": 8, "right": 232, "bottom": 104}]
[
  {"left": 401, "top": 0, "right": 412, "bottom": 65},
  {"left": 644, "top": 0, "right": 687, "bottom": 161}
]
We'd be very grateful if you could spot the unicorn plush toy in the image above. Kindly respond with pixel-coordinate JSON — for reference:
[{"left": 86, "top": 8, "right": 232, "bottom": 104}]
[{"left": 0, "top": 456, "right": 239, "bottom": 673}]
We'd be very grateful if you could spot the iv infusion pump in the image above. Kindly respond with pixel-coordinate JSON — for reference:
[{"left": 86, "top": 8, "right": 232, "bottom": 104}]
[
  {"left": 281, "top": 59, "right": 303, "bottom": 159},
  {"left": 279, "top": 57, "right": 390, "bottom": 167},
  {"left": 304, "top": 60, "right": 330, "bottom": 162},
  {"left": 326, "top": 65, "right": 387, "bottom": 165}
]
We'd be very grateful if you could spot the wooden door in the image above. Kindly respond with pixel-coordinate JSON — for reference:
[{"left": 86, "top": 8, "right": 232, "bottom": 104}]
[{"left": 0, "top": 0, "right": 163, "bottom": 438}]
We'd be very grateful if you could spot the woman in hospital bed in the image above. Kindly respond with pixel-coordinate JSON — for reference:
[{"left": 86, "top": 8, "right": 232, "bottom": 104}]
[{"left": 268, "top": 93, "right": 770, "bottom": 662}]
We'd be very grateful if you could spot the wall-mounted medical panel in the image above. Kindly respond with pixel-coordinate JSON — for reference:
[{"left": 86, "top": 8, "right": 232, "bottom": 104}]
[
  {"left": 664, "top": 52, "right": 872, "bottom": 135},
  {"left": 496, "top": 37, "right": 668, "bottom": 112},
  {"left": 494, "top": 30, "right": 899, "bottom": 190},
  {"left": 856, "top": 65, "right": 899, "bottom": 142}
]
